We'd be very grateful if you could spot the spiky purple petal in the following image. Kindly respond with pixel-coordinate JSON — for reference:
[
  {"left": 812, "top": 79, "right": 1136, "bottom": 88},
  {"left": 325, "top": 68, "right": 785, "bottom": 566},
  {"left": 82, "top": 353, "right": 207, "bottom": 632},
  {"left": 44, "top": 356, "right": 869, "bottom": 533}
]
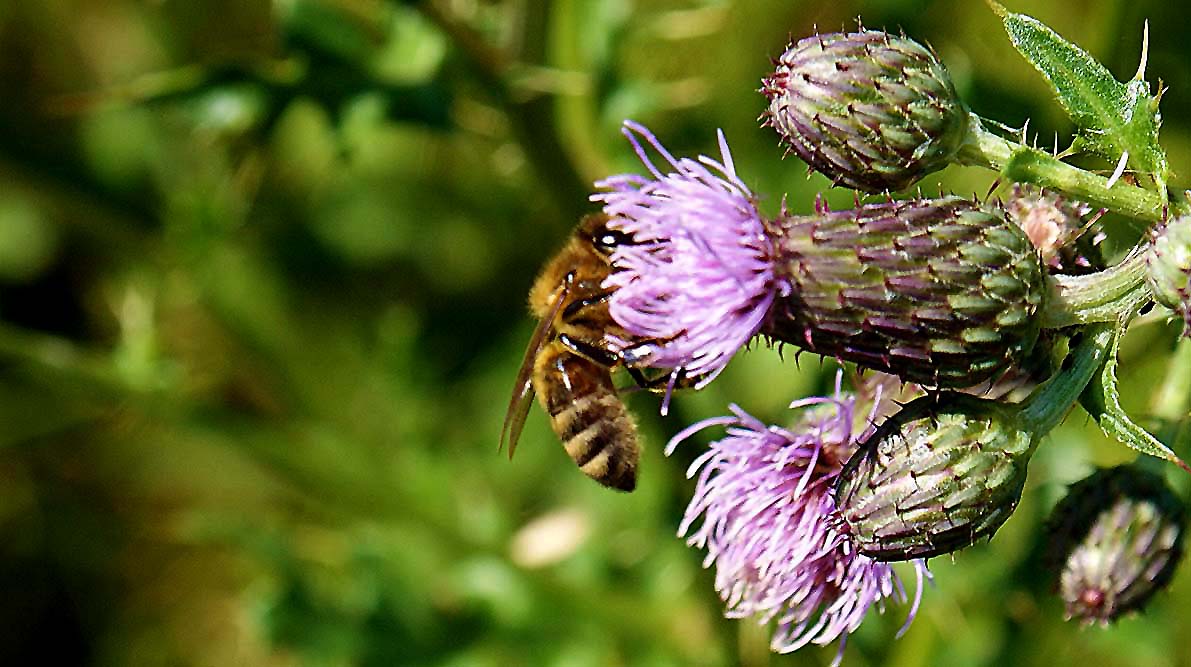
[
  {"left": 668, "top": 378, "right": 926, "bottom": 660},
  {"left": 592, "top": 121, "right": 781, "bottom": 386}
]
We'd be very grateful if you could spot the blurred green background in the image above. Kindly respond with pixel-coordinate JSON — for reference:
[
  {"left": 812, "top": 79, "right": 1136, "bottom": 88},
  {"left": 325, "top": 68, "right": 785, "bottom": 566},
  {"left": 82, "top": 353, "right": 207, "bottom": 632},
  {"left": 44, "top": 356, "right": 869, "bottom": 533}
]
[{"left": 2, "top": 0, "right": 1191, "bottom": 665}]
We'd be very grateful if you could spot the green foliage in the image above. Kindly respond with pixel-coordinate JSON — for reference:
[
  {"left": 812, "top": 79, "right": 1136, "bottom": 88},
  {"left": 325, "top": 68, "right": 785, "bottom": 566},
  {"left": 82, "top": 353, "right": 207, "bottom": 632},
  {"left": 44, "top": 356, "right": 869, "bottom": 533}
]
[
  {"left": 1081, "top": 325, "right": 1190, "bottom": 471},
  {"left": 0, "top": 1, "right": 1188, "bottom": 667},
  {"left": 991, "top": 2, "right": 1168, "bottom": 188}
]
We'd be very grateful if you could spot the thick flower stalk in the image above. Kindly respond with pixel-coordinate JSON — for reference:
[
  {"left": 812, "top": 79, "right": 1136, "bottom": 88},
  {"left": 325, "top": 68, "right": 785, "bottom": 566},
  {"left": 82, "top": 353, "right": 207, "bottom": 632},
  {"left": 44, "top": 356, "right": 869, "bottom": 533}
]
[
  {"left": 592, "top": 121, "right": 782, "bottom": 386},
  {"left": 765, "top": 196, "right": 1046, "bottom": 388},
  {"left": 1146, "top": 214, "right": 1191, "bottom": 334},
  {"left": 1043, "top": 466, "right": 1186, "bottom": 625},
  {"left": 668, "top": 377, "right": 926, "bottom": 662},
  {"left": 761, "top": 30, "right": 968, "bottom": 192}
]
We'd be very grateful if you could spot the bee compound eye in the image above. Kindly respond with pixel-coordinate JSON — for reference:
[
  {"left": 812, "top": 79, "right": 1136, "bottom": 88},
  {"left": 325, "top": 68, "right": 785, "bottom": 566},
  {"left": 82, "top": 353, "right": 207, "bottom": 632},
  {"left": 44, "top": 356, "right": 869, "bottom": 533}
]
[{"left": 593, "top": 228, "right": 633, "bottom": 255}]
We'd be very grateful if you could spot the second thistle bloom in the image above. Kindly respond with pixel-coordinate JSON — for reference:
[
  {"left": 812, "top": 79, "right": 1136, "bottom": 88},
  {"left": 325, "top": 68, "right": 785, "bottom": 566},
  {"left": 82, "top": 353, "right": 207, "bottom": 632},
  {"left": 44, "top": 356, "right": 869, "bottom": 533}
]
[
  {"left": 834, "top": 394, "right": 1036, "bottom": 560},
  {"left": 670, "top": 379, "right": 925, "bottom": 660}
]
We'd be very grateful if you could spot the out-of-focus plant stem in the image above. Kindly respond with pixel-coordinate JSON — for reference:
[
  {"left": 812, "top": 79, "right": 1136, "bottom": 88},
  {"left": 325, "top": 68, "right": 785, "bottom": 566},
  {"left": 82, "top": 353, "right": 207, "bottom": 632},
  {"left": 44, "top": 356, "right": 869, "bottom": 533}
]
[
  {"left": 551, "top": 0, "right": 614, "bottom": 185},
  {"left": 0, "top": 322, "right": 157, "bottom": 402},
  {"left": 415, "top": 0, "right": 591, "bottom": 221},
  {"left": 1149, "top": 338, "right": 1191, "bottom": 458}
]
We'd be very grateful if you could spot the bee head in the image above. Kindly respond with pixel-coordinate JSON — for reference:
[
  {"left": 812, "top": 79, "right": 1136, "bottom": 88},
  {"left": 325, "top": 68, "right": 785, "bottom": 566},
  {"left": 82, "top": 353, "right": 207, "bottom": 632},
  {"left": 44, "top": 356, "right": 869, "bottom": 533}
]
[
  {"left": 578, "top": 214, "right": 632, "bottom": 258},
  {"left": 591, "top": 226, "right": 633, "bottom": 257}
]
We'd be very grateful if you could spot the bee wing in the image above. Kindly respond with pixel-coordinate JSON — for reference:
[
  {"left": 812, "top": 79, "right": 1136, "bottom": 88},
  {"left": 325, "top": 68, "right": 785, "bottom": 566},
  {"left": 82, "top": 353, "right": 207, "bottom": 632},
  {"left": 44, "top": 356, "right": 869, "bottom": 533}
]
[{"left": 500, "top": 284, "right": 568, "bottom": 459}]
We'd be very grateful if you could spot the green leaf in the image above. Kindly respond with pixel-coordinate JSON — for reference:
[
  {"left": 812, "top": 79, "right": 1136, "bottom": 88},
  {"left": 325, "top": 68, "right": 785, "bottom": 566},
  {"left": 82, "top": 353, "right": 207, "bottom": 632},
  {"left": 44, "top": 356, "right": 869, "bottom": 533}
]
[
  {"left": 990, "top": 3, "right": 1167, "bottom": 189},
  {"left": 1080, "top": 325, "right": 1191, "bottom": 473}
]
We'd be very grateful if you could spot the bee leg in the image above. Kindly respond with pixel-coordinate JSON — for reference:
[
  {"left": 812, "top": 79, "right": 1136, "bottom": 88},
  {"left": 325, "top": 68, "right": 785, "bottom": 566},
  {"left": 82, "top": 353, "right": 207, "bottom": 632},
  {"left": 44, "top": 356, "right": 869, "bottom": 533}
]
[
  {"left": 557, "top": 333, "right": 620, "bottom": 367},
  {"left": 626, "top": 367, "right": 701, "bottom": 393},
  {"left": 618, "top": 338, "right": 666, "bottom": 367},
  {"left": 561, "top": 291, "right": 612, "bottom": 324},
  {"left": 619, "top": 333, "right": 703, "bottom": 393}
]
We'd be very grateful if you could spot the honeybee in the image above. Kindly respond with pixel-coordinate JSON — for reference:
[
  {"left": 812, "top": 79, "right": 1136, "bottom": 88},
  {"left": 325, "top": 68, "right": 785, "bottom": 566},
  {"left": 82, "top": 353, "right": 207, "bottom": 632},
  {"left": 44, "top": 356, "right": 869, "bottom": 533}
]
[{"left": 500, "top": 213, "right": 654, "bottom": 492}]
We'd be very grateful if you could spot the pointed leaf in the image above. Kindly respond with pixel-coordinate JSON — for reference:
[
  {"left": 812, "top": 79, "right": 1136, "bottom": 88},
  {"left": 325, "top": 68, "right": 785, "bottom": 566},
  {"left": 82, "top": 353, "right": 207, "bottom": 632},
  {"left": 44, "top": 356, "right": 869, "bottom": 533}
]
[
  {"left": 1080, "top": 326, "right": 1191, "bottom": 472},
  {"left": 991, "top": 3, "right": 1167, "bottom": 188}
]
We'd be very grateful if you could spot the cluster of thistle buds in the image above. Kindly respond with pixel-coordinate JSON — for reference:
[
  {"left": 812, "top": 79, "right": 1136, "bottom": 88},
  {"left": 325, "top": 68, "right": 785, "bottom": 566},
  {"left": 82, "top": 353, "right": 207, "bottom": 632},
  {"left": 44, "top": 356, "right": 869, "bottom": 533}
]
[{"left": 581, "top": 13, "right": 1191, "bottom": 663}]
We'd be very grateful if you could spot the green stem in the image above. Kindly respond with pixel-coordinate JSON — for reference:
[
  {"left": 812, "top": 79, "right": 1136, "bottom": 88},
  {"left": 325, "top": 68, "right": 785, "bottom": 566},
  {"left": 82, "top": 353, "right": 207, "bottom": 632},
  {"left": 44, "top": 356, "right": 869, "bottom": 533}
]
[
  {"left": 415, "top": 0, "right": 591, "bottom": 219},
  {"left": 956, "top": 113, "right": 1168, "bottom": 223},
  {"left": 0, "top": 321, "right": 156, "bottom": 402},
  {"left": 1019, "top": 323, "right": 1114, "bottom": 435},
  {"left": 1039, "top": 249, "right": 1152, "bottom": 327}
]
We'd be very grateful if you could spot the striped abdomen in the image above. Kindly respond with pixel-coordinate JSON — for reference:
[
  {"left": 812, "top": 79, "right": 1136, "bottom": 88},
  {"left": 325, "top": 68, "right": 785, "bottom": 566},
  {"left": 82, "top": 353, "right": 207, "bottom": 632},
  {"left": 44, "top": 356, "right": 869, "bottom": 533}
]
[{"left": 533, "top": 341, "right": 640, "bottom": 491}]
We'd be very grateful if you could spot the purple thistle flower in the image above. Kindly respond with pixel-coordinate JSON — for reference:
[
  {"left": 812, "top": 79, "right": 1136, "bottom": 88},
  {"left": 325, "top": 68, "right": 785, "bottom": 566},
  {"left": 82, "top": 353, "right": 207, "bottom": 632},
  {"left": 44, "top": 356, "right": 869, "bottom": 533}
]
[
  {"left": 592, "top": 121, "right": 783, "bottom": 389},
  {"left": 667, "top": 375, "right": 927, "bottom": 663}
]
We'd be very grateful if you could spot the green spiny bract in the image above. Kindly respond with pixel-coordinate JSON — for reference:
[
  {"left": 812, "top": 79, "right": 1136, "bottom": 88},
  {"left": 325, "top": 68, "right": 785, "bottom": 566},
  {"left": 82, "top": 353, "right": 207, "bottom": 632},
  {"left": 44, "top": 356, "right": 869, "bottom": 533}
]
[
  {"left": 761, "top": 30, "right": 968, "bottom": 193},
  {"left": 834, "top": 394, "right": 1034, "bottom": 561},
  {"left": 764, "top": 196, "right": 1045, "bottom": 388},
  {"left": 1145, "top": 214, "right": 1191, "bottom": 333},
  {"left": 1044, "top": 466, "right": 1186, "bottom": 625}
]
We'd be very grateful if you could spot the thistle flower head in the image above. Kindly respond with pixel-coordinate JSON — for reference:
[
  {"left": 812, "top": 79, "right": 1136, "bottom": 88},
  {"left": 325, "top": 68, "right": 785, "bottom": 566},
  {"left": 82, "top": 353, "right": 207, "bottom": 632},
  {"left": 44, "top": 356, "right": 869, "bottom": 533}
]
[
  {"left": 765, "top": 196, "right": 1045, "bottom": 388},
  {"left": 1146, "top": 214, "right": 1191, "bottom": 334},
  {"left": 592, "top": 121, "right": 782, "bottom": 385},
  {"left": 761, "top": 30, "right": 968, "bottom": 192},
  {"left": 669, "top": 375, "right": 926, "bottom": 661},
  {"left": 1044, "top": 466, "right": 1186, "bottom": 625}
]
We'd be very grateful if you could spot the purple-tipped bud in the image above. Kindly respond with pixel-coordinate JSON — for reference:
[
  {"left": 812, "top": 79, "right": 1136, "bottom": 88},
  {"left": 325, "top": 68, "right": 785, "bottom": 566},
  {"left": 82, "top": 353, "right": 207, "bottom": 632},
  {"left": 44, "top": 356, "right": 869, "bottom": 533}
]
[
  {"left": 1044, "top": 466, "right": 1186, "bottom": 625},
  {"left": 593, "top": 121, "right": 781, "bottom": 385},
  {"left": 1004, "top": 184, "right": 1100, "bottom": 272},
  {"left": 765, "top": 196, "right": 1045, "bottom": 388},
  {"left": 1146, "top": 215, "right": 1191, "bottom": 334},
  {"left": 761, "top": 30, "right": 968, "bottom": 192},
  {"left": 834, "top": 394, "right": 1035, "bottom": 561}
]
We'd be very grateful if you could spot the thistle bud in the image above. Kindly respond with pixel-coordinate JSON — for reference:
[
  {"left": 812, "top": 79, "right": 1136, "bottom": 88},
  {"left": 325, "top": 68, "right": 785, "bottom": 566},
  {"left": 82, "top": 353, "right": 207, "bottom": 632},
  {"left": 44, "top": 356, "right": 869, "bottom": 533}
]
[
  {"left": 1145, "top": 215, "right": 1191, "bottom": 333},
  {"left": 1044, "top": 466, "right": 1186, "bottom": 625},
  {"left": 764, "top": 196, "right": 1045, "bottom": 388},
  {"left": 761, "top": 30, "right": 968, "bottom": 192},
  {"left": 1004, "top": 184, "right": 1101, "bottom": 272},
  {"left": 834, "top": 394, "right": 1034, "bottom": 561}
]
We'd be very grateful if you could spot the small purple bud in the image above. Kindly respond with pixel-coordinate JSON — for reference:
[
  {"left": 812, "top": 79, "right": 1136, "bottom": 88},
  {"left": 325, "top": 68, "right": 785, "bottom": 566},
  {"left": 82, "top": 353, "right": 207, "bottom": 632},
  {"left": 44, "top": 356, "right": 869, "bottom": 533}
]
[
  {"left": 1004, "top": 184, "right": 1101, "bottom": 272},
  {"left": 1044, "top": 466, "right": 1186, "bottom": 625},
  {"left": 761, "top": 30, "right": 968, "bottom": 192}
]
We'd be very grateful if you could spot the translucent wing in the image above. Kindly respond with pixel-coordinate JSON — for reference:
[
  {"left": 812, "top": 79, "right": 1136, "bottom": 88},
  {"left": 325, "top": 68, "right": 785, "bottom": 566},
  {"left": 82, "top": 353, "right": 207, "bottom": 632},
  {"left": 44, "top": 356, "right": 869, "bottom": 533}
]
[{"left": 500, "top": 283, "right": 568, "bottom": 459}]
